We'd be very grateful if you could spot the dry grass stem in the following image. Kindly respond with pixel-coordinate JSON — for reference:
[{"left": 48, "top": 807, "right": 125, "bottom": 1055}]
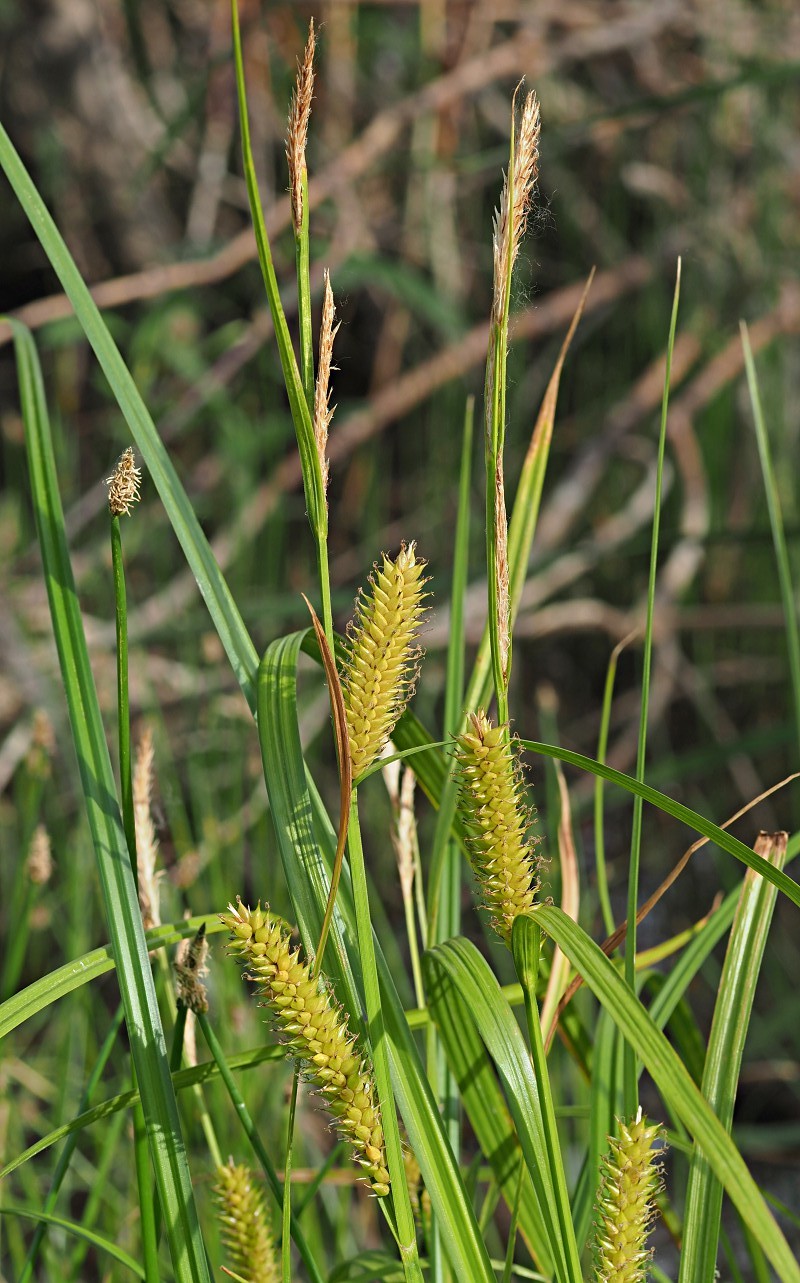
[
  {"left": 455, "top": 710, "right": 541, "bottom": 944},
  {"left": 133, "top": 726, "right": 162, "bottom": 931},
  {"left": 222, "top": 899, "right": 391, "bottom": 1196},
  {"left": 214, "top": 1159, "right": 279, "bottom": 1283},
  {"left": 105, "top": 446, "right": 141, "bottom": 517},
  {"left": 314, "top": 268, "right": 339, "bottom": 492},
  {"left": 287, "top": 19, "right": 316, "bottom": 232},
  {"left": 491, "top": 89, "right": 540, "bottom": 328},
  {"left": 343, "top": 543, "right": 428, "bottom": 778}
]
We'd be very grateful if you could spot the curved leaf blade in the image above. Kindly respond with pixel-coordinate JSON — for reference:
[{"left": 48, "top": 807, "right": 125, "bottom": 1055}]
[
  {"left": 10, "top": 321, "right": 211, "bottom": 1283},
  {"left": 534, "top": 905, "right": 800, "bottom": 1283}
]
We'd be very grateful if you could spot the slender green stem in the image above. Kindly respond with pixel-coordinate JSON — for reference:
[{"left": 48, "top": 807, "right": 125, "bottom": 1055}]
[
  {"left": 195, "top": 1013, "right": 325, "bottom": 1283},
  {"left": 111, "top": 515, "right": 136, "bottom": 876},
  {"left": 316, "top": 534, "right": 335, "bottom": 656},
  {"left": 623, "top": 260, "right": 681, "bottom": 1118},
  {"left": 282, "top": 1068, "right": 300, "bottom": 1283},
  {"left": 741, "top": 322, "right": 800, "bottom": 766},
  {"left": 347, "top": 796, "right": 424, "bottom": 1283},
  {"left": 501, "top": 1160, "right": 525, "bottom": 1283},
  {"left": 133, "top": 1078, "right": 160, "bottom": 1283},
  {"left": 296, "top": 170, "right": 314, "bottom": 414},
  {"left": 170, "top": 1004, "right": 188, "bottom": 1072},
  {"left": 595, "top": 634, "right": 635, "bottom": 938},
  {"left": 512, "top": 920, "right": 583, "bottom": 1283},
  {"left": 111, "top": 511, "right": 159, "bottom": 1280}
]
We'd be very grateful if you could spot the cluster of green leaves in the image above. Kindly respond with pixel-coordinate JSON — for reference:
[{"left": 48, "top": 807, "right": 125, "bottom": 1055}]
[{"left": 1, "top": 4, "right": 799, "bottom": 1281}]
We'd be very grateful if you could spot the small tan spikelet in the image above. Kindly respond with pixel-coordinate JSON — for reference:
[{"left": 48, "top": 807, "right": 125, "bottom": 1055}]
[
  {"left": 105, "top": 447, "right": 141, "bottom": 517},
  {"left": 454, "top": 710, "right": 541, "bottom": 944},
  {"left": 214, "top": 1159, "right": 279, "bottom": 1283},
  {"left": 221, "top": 900, "right": 391, "bottom": 1197},
  {"left": 343, "top": 543, "right": 428, "bottom": 779},
  {"left": 594, "top": 1110, "right": 663, "bottom": 1283}
]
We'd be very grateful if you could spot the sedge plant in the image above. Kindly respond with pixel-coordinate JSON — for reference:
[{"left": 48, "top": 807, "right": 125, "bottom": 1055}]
[{"left": 1, "top": 8, "right": 799, "bottom": 1283}]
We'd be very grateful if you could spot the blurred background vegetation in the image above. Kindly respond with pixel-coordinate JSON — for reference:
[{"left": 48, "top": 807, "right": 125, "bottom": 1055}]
[{"left": 1, "top": 0, "right": 799, "bottom": 1276}]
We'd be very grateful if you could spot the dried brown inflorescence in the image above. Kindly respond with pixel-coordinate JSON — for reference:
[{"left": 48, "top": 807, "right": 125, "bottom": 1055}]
[
  {"left": 286, "top": 19, "right": 316, "bottom": 233},
  {"left": 105, "top": 446, "right": 141, "bottom": 517},
  {"left": 214, "top": 1159, "right": 279, "bottom": 1283},
  {"left": 222, "top": 899, "right": 391, "bottom": 1197},
  {"left": 313, "top": 268, "right": 339, "bottom": 493},
  {"left": 174, "top": 922, "right": 209, "bottom": 1018},
  {"left": 26, "top": 824, "right": 53, "bottom": 886},
  {"left": 342, "top": 543, "right": 428, "bottom": 780},
  {"left": 133, "top": 726, "right": 161, "bottom": 932},
  {"left": 491, "top": 89, "right": 540, "bottom": 329},
  {"left": 454, "top": 710, "right": 541, "bottom": 944}
]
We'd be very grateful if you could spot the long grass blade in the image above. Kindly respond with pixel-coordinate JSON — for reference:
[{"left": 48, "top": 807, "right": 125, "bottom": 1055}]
[
  {"left": 425, "top": 936, "right": 582, "bottom": 1283},
  {"left": 0, "top": 127, "right": 259, "bottom": 709},
  {"left": 521, "top": 739, "right": 800, "bottom": 910},
  {"left": 0, "top": 1207, "right": 146, "bottom": 1278},
  {"left": 10, "top": 321, "right": 211, "bottom": 1283},
  {"left": 679, "top": 832, "right": 788, "bottom": 1282},
  {"left": 0, "top": 913, "right": 225, "bottom": 1042},
  {"left": 741, "top": 322, "right": 800, "bottom": 760},
  {"left": 623, "top": 257, "right": 681, "bottom": 1115},
  {"left": 533, "top": 904, "right": 800, "bottom": 1283}
]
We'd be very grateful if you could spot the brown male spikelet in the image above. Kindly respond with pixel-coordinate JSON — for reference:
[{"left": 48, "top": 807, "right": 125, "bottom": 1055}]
[
  {"left": 105, "top": 446, "right": 141, "bottom": 517},
  {"left": 454, "top": 710, "right": 541, "bottom": 944},
  {"left": 221, "top": 900, "right": 391, "bottom": 1197},
  {"left": 594, "top": 1110, "right": 663, "bottom": 1283},
  {"left": 343, "top": 543, "right": 428, "bottom": 779},
  {"left": 214, "top": 1159, "right": 279, "bottom": 1283},
  {"left": 286, "top": 19, "right": 315, "bottom": 233}
]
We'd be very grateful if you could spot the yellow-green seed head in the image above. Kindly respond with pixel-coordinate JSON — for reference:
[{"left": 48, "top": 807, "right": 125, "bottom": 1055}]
[
  {"left": 594, "top": 1110, "right": 663, "bottom": 1283},
  {"left": 343, "top": 543, "right": 428, "bottom": 778},
  {"left": 221, "top": 899, "right": 391, "bottom": 1197},
  {"left": 214, "top": 1160, "right": 279, "bottom": 1283},
  {"left": 454, "top": 710, "right": 541, "bottom": 945}
]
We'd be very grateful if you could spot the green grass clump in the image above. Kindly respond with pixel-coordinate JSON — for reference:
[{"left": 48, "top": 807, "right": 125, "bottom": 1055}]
[{"left": 1, "top": 5, "right": 798, "bottom": 1283}]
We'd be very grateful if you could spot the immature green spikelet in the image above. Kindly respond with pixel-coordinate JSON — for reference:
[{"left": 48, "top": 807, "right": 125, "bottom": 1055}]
[
  {"left": 222, "top": 900, "right": 391, "bottom": 1197},
  {"left": 594, "top": 1110, "right": 663, "bottom": 1283},
  {"left": 214, "top": 1159, "right": 279, "bottom": 1283},
  {"left": 454, "top": 710, "right": 541, "bottom": 944},
  {"left": 343, "top": 543, "right": 428, "bottom": 778}
]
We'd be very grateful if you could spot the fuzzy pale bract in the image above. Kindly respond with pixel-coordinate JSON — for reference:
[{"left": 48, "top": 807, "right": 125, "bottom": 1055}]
[
  {"left": 343, "top": 543, "right": 428, "bottom": 779},
  {"left": 594, "top": 1110, "right": 663, "bottom": 1283},
  {"left": 105, "top": 446, "right": 141, "bottom": 517},
  {"left": 454, "top": 710, "right": 541, "bottom": 944},
  {"left": 214, "top": 1160, "right": 279, "bottom": 1283},
  {"left": 222, "top": 899, "right": 391, "bottom": 1197}
]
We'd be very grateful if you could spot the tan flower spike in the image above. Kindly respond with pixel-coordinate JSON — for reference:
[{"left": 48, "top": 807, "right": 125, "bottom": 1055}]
[
  {"left": 454, "top": 710, "right": 541, "bottom": 944},
  {"left": 221, "top": 899, "right": 391, "bottom": 1197},
  {"left": 105, "top": 446, "right": 141, "bottom": 517},
  {"left": 214, "top": 1159, "right": 279, "bottom": 1283},
  {"left": 343, "top": 543, "right": 428, "bottom": 779},
  {"left": 594, "top": 1110, "right": 663, "bottom": 1283}
]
